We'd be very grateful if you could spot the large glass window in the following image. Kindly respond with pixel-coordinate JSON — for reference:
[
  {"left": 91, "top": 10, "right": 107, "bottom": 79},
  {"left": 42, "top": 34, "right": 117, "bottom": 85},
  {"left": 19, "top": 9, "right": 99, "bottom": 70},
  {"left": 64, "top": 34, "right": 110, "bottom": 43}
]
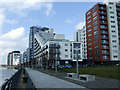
[
  {"left": 93, "top": 21, "right": 98, "bottom": 26},
  {"left": 94, "top": 36, "right": 99, "bottom": 40},
  {"left": 95, "top": 51, "right": 99, "bottom": 55},
  {"left": 94, "top": 31, "right": 98, "bottom": 35},
  {"left": 93, "top": 26, "right": 98, "bottom": 30},
  {"left": 88, "top": 24, "right": 91, "bottom": 28},
  {"left": 87, "top": 16, "right": 91, "bottom": 20},
  {"left": 100, "top": 25, "right": 107, "bottom": 29},
  {"left": 102, "top": 50, "right": 109, "bottom": 54},
  {"left": 93, "top": 7, "right": 97, "bottom": 12},
  {"left": 102, "top": 55, "right": 108, "bottom": 59},
  {"left": 95, "top": 56, "right": 100, "bottom": 60},
  {"left": 88, "top": 34, "right": 92, "bottom": 36},
  {"left": 93, "top": 16, "right": 97, "bottom": 21},
  {"left": 101, "top": 40, "right": 108, "bottom": 44},
  {"left": 102, "top": 45, "right": 108, "bottom": 49},
  {"left": 95, "top": 46, "right": 99, "bottom": 49},
  {"left": 93, "top": 11, "right": 97, "bottom": 17},
  {"left": 94, "top": 41, "right": 99, "bottom": 45},
  {"left": 88, "top": 29, "right": 92, "bottom": 32}
]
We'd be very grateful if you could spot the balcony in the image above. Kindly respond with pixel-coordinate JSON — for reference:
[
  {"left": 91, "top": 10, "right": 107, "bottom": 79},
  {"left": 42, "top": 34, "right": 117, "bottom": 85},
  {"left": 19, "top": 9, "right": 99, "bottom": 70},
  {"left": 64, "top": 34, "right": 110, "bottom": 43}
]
[
  {"left": 101, "top": 31, "right": 108, "bottom": 34},
  {"left": 116, "top": 8, "right": 120, "bottom": 11},
  {"left": 99, "top": 11, "right": 106, "bottom": 15},
  {"left": 99, "top": 7, "right": 106, "bottom": 10},
  {"left": 116, "top": 4, "right": 120, "bottom": 7},
  {"left": 49, "top": 44, "right": 60, "bottom": 48}
]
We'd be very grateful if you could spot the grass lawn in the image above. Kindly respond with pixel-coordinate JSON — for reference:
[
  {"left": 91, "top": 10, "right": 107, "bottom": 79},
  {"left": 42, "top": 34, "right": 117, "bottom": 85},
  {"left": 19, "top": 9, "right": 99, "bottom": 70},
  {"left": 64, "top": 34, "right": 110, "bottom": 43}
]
[{"left": 58, "top": 65, "right": 120, "bottom": 80}]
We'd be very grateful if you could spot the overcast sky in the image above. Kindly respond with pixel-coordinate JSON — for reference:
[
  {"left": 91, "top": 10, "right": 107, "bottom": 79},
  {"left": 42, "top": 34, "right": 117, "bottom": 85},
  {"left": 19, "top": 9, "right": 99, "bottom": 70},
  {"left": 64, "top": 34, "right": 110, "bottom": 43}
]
[{"left": 0, "top": 0, "right": 106, "bottom": 65}]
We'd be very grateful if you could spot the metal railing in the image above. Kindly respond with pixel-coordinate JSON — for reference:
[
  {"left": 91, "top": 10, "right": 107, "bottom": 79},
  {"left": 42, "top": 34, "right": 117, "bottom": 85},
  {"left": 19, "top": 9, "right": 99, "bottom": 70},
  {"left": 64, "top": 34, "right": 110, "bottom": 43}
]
[{"left": 1, "top": 68, "right": 22, "bottom": 90}]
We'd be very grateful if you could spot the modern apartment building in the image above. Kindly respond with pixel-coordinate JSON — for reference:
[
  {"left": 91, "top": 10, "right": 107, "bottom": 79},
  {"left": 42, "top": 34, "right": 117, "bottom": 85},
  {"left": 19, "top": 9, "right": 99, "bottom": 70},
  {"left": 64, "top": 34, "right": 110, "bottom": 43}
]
[
  {"left": 74, "top": 26, "right": 87, "bottom": 59},
  {"left": 86, "top": 3, "right": 110, "bottom": 61},
  {"left": 104, "top": 0, "right": 120, "bottom": 60},
  {"left": 7, "top": 51, "right": 22, "bottom": 66},
  {"left": 29, "top": 26, "right": 82, "bottom": 67}
]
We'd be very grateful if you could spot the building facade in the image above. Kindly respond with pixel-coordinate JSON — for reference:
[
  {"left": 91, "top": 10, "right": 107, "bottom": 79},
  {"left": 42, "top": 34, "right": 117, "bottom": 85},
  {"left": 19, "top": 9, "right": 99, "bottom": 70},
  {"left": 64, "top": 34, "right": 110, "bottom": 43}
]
[
  {"left": 74, "top": 26, "right": 87, "bottom": 59},
  {"left": 7, "top": 51, "right": 22, "bottom": 66},
  {"left": 86, "top": 3, "right": 110, "bottom": 61},
  {"left": 104, "top": 0, "right": 120, "bottom": 60},
  {"left": 29, "top": 26, "right": 82, "bottom": 67}
]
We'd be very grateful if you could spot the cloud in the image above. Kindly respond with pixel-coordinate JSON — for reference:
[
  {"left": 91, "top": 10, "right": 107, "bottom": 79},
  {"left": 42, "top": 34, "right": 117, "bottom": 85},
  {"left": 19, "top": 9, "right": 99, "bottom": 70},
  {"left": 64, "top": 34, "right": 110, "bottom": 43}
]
[
  {"left": 76, "top": 22, "right": 86, "bottom": 30},
  {"left": 65, "top": 19, "right": 73, "bottom": 23},
  {"left": 0, "top": 27, "right": 28, "bottom": 64}
]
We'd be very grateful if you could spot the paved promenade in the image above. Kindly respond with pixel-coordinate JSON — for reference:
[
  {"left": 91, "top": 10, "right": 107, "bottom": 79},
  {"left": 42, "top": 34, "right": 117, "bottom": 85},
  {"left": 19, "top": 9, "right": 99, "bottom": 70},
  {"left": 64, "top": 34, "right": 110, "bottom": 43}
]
[{"left": 25, "top": 68, "right": 86, "bottom": 89}]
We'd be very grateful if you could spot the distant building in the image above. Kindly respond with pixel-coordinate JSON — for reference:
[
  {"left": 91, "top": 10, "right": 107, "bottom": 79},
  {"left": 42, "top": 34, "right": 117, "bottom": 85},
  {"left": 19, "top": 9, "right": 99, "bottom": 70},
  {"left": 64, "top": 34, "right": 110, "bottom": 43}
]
[
  {"left": 74, "top": 26, "right": 87, "bottom": 59},
  {"left": 7, "top": 51, "right": 22, "bottom": 66},
  {"left": 28, "top": 26, "right": 82, "bottom": 67}
]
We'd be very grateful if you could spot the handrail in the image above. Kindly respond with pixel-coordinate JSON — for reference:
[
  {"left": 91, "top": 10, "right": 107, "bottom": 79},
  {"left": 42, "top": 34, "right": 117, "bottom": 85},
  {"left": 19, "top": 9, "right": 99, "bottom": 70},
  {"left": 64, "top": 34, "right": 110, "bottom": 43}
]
[{"left": 1, "top": 68, "right": 22, "bottom": 90}]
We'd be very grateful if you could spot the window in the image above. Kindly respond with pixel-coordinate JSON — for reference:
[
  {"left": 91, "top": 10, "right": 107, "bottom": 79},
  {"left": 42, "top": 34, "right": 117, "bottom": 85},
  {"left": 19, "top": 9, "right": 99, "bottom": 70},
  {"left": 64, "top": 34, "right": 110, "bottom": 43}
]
[
  {"left": 65, "top": 55, "right": 68, "bottom": 58},
  {"left": 109, "top": 7, "right": 112, "bottom": 9},
  {"left": 99, "top": 11, "right": 106, "bottom": 14},
  {"left": 65, "top": 44, "right": 68, "bottom": 46},
  {"left": 100, "top": 16, "right": 106, "bottom": 19},
  {"left": 100, "top": 25, "right": 107, "bottom": 29},
  {"left": 110, "top": 16, "right": 114, "bottom": 18},
  {"left": 112, "top": 35, "right": 116, "bottom": 37},
  {"left": 88, "top": 34, "right": 92, "bottom": 36},
  {"left": 95, "top": 51, "right": 99, "bottom": 55},
  {"left": 101, "top": 40, "right": 108, "bottom": 44},
  {"left": 88, "top": 24, "right": 91, "bottom": 28},
  {"left": 113, "top": 45, "right": 117, "bottom": 48},
  {"left": 88, "top": 48, "right": 92, "bottom": 50},
  {"left": 94, "top": 31, "right": 98, "bottom": 35},
  {"left": 94, "top": 36, "right": 99, "bottom": 40},
  {"left": 88, "top": 43, "right": 92, "bottom": 45},
  {"left": 113, "top": 50, "right": 117, "bottom": 53},
  {"left": 109, "top": 2, "right": 113, "bottom": 4},
  {"left": 87, "top": 16, "right": 91, "bottom": 20},
  {"left": 102, "top": 50, "right": 109, "bottom": 54},
  {"left": 111, "top": 25, "right": 115, "bottom": 28},
  {"left": 111, "top": 21, "right": 115, "bottom": 23},
  {"left": 88, "top": 29, "right": 92, "bottom": 32},
  {"left": 87, "top": 11, "right": 91, "bottom": 15},
  {"left": 93, "top": 16, "right": 97, "bottom": 21},
  {"left": 112, "top": 40, "right": 116, "bottom": 42},
  {"left": 65, "top": 49, "right": 68, "bottom": 52},
  {"left": 101, "top": 35, "right": 108, "bottom": 39},
  {"left": 93, "top": 21, "right": 98, "bottom": 26},
  {"left": 89, "top": 57, "right": 93, "bottom": 59},
  {"left": 87, "top": 20, "right": 91, "bottom": 24},
  {"left": 102, "top": 55, "right": 108, "bottom": 59},
  {"left": 95, "top": 56, "right": 100, "bottom": 60},
  {"left": 89, "top": 52, "right": 92, "bottom": 55},
  {"left": 110, "top": 11, "right": 114, "bottom": 14},
  {"left": 93, "top": 11, "right": 97, "bottom": 17},
  {"left": 93, "top": 7, "right": 97, "bottom": 12},
  {"left": 94, "top": 41, "right": 99, "bottom": 45},
  {"left": 102, "top": 45, "right": 108, "bottom": 49},
  {"left": 93, "top": 26, "right": 98, "bottom": 30},
  {"left": 111, "top": 30, "right": 116, "bottom": 33},
  {"left": 89, "top": 38, "right": 92, "bottom": 41},
  {"left": 95, "top": 46, "right": 99, "bottom": 49}
]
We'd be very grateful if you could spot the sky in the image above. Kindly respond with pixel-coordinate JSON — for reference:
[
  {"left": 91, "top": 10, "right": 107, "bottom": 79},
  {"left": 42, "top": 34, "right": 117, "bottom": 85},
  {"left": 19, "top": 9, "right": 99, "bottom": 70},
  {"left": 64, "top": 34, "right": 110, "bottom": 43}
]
[{"left": 0, "top": 0, "right": 106, "bottom": 65}]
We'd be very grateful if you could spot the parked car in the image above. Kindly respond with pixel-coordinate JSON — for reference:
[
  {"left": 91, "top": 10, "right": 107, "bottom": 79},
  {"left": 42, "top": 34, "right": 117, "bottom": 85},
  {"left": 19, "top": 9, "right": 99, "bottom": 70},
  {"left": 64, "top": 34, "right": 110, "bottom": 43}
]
[
  {"left": 58, "top": 65, "right": 65, "bottom": 68},
  {"left": 65, "top": 65, "right": 72, "bottom": 68}
]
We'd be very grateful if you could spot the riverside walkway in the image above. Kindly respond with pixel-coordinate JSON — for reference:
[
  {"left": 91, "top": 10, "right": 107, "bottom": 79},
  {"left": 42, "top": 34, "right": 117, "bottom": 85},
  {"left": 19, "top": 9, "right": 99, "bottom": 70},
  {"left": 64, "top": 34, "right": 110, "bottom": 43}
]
[{"left": 25, "top": 68, "right": 86, "bottom": 89}]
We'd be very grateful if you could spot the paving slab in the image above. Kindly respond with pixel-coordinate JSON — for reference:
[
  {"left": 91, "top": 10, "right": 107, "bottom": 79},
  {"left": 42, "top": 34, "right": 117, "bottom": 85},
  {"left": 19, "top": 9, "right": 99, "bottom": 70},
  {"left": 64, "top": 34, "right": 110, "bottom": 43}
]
[{"left": 25, "top": 68, "right": 86, "bottom": 88}]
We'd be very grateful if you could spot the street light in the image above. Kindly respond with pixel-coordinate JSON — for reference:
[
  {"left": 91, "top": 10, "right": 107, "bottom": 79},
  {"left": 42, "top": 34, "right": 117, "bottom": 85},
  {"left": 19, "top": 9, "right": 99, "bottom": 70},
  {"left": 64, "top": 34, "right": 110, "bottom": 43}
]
[
  {"left": 55, "top": 48, "right": 58, "bottom": 73},
  {"left": 76, "top": 46, "right": 79, "bottom": 79}
]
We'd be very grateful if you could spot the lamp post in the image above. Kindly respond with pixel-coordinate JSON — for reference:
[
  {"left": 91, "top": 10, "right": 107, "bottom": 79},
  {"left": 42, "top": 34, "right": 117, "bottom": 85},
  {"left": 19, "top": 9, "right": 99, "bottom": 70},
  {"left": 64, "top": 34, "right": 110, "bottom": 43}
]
[
  {"left": 55, "top": 48, "right": 58, "bottom": 73},
  {"left": 76, "top": 46, "right": 79, "bottom": 79}
]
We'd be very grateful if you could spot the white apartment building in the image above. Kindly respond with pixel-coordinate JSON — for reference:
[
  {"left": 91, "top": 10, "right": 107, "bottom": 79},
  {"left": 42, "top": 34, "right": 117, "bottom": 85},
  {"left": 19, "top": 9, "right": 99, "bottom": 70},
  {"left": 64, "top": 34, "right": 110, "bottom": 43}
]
[
  {"left": 74, "top": 26, "right": 87, "bottom": 59},
  {"left": 29, "top": 26, "right": 82, "bottom": 66},
  {"left": 7, "top": 51, "right": 22, "bottom": 66},
  {"left": 104, "top": 0, "right": 120, "bottom": 60}
]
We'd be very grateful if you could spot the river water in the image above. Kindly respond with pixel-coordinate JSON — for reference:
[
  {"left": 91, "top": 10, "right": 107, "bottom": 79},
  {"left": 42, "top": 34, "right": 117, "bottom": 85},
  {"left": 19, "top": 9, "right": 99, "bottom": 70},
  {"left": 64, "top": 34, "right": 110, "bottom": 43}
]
[{"left": 0, "top": 68, "right": 18, "bottom": 87}]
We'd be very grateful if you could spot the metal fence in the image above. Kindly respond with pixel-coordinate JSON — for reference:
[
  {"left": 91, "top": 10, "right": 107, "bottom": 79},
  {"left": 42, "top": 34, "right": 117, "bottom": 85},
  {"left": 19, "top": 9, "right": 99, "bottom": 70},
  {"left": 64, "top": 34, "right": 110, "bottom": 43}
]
[{"left": 1, "top": 68, "right": 22, "bottom": 90}]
